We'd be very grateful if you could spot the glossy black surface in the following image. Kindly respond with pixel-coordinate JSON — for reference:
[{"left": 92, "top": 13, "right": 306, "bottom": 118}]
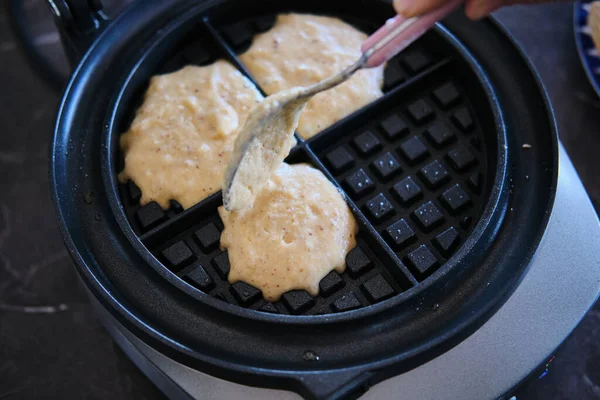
[{"left": 0, "top": 1, "right": 599, "bottom": 399}]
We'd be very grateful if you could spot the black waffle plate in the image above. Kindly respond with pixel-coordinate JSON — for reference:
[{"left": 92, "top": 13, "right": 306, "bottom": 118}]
[{"left": 116, "top": 12, "right": 496, "bottom": 316}]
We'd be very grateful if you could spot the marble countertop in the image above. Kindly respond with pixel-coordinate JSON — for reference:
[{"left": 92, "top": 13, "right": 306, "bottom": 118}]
[{"left": 0, "top": 1, "right": 598, "bottom": 399}]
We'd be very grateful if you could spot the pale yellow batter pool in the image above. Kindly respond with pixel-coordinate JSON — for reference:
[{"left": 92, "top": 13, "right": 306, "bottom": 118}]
[
  {"left": 219, "top": 163, "right": 358, "bottom": 301},
  {"left": 240, "top": 13, "right": 385, "bottom": 139},
  {"left": 119, "top": 61, "right": 263, "bottom": 209}
]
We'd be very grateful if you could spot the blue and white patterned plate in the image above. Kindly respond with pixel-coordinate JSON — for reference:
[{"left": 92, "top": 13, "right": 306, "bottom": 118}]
[{"left": 575, "top": 0, "right": 600, "bottom": 98}]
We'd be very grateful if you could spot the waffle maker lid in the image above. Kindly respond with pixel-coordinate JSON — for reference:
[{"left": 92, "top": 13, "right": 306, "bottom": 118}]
[{"left": 49, "top": 0, "right": 558, "bottom": 399}]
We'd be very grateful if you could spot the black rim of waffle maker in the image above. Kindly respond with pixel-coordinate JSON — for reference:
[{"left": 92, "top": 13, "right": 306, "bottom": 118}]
[{"left": 49, "top": 0, "right": 558, "bottom": 399}]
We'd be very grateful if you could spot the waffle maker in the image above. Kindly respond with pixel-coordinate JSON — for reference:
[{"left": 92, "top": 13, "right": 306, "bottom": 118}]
[{"left": 48, "top": 0, "right": 600, "bottom": 399}]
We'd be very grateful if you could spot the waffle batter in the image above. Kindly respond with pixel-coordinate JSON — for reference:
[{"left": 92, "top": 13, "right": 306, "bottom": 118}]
[
  {"left": 240, "top": 13, "right": 385, "bottom": 139},
  {"left": 119, "top": 61, "right": 263, "bottom": 209},
  {"left": 218, "top": 163, "right": 358, "bottom": 301}
]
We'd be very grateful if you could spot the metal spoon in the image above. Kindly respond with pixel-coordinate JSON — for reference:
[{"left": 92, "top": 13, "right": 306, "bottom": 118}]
[{"left": 223, "top": 0, "right": 462, "bottom": 211}]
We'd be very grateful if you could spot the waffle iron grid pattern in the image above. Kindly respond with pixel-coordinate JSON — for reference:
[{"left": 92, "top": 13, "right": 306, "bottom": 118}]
[{"left": 117, "top": 14, "right": 489, "bottom": 315}]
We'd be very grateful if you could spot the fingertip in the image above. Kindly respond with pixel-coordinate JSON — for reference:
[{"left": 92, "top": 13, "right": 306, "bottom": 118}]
[
  {"left": 464, "top": 0, "right": 499, "bottom": 20},
  {"left": 393, "top": 0, "right": 419, "bottom": 17},
  {"left": 465, "top": 7, "right": 486, "bottom": 20}
]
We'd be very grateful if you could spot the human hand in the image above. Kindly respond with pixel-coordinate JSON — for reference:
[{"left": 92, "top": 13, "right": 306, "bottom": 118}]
[{"left": 393, "top": 0, "right": 556, "bottom": 20}]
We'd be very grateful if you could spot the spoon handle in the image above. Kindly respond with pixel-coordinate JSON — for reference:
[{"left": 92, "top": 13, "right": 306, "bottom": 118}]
[{"left": 361, "top": 0, "right": 463, "bottom": 68}]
